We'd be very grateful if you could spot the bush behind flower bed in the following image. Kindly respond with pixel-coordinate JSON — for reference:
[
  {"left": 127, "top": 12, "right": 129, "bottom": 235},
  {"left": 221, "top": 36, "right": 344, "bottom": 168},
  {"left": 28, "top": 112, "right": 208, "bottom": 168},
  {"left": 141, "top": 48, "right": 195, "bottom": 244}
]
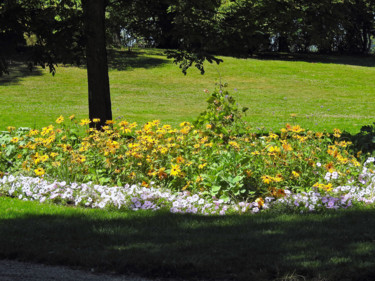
[{"left": 0, "top": 88, "right": 365, "bottom": 202}]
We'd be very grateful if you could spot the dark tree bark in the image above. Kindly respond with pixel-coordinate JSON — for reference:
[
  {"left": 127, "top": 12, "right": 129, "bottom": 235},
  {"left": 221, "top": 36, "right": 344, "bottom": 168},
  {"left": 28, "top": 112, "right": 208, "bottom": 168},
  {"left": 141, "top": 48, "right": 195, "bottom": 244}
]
[{"left": 82, "top": 0, "right": 112, "bottom": 128}]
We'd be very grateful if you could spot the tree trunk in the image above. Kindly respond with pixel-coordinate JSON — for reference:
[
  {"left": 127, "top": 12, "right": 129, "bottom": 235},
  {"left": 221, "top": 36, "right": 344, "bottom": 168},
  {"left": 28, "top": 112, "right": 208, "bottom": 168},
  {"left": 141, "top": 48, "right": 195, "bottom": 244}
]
[
  {"left": 278, "top": 35, "right": 289, "bottom": 52},
  {"left": 82, "top": 0, "right": 112, "bottom": 129}
]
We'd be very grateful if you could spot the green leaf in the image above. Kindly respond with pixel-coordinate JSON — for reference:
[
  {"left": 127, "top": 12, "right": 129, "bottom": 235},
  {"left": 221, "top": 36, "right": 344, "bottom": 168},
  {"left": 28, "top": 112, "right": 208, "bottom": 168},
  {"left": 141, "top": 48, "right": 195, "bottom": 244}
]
[
  {"left": 212, "top": 185, "right": 221, "bottom": 192},
  {"left": 220, "top": 194, "right": 230, "bottom": 202}
]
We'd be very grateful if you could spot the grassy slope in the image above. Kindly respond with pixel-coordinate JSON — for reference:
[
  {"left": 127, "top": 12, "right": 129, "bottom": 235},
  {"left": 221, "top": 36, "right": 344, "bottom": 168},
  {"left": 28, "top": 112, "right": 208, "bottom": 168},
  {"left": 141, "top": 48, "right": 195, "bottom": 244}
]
[
  {"left": 1, "top": 197, "right": 375, "bottom": 281},
  {"left": 0, "top": 49, "right": 374, "bottom": 133}
]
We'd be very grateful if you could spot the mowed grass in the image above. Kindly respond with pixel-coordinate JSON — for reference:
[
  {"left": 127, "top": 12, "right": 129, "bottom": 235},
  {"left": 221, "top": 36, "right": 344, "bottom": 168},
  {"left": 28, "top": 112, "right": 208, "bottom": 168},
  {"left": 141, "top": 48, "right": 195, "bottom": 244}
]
[
  {"left": 2, "top": 50, "right": 375, "bottom": 280},
  {"left": 0, "top": 49, "right": 374, "bottom": 133},
  {"left": 1, "top": 197, "right": 375, "bottom": 281}
]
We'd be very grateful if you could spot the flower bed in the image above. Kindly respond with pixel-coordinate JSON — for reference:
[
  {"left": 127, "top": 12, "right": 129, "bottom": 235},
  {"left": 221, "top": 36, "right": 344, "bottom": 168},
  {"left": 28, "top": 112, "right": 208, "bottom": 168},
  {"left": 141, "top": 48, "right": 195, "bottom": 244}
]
[
  {"left": 0, "top": 120, "right": 362, "bottom": 201},
  {"left": 1, "top": 156, "right": 374, "bottom": 215},
  {"left": 1, "top": 88, "right": 374, "bottom": 213}
]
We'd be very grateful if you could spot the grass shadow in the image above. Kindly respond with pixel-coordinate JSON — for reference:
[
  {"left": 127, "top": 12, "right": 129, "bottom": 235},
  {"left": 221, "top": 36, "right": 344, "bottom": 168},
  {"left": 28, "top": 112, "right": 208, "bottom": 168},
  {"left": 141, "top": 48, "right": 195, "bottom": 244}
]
[
  {"left": 107, "top": 49, "right": 170, "bottom": 71},
  {"left": 1, "top": 202, "right": 375, "bottom": 280},
  {"left": 254, "top": 52, "right": 375, "bottom": 67},
  {"left": 0, "top": 61, "right": 43, "bottom": 86}
]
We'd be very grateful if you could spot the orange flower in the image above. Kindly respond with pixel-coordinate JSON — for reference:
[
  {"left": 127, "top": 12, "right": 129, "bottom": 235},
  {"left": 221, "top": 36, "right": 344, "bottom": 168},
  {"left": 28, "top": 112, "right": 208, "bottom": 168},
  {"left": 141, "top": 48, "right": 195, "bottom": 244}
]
[
  {"left": 158, "top": 168, "right": 168, "bottom": 180},
  {"left": 282, "top": 143, "right": 293, "bottom": 151},
  {"left": 255, "top": 197, "right": 264, "bottom": 207},
  {"left": 325, "top": 162, "right": 334, "bottom": 172},
  {"left": 176, "top": 156, "right": 185, "bottom": 164}
]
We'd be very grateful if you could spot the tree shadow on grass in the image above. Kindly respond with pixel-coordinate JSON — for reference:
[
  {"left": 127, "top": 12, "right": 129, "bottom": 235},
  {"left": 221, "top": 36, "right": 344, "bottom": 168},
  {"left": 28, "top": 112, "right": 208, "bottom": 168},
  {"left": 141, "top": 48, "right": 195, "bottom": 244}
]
[
  {"left": 0, "top": 61, "right": 43, "bottom": 86},
  {"left": 253, "top": 52, "right": 375, "bottom": 68},
  {"left": 340, "top": 123, "right": 375, "bottom": 156},
  {"left": 0, "top": 49, "right": 169, "bottom": 85},
  {"left": 106, "top": 49, "right": 170, "bottom": 71},
  {"left": 1, "top": 205, "right": 375, "bottom": 281}
]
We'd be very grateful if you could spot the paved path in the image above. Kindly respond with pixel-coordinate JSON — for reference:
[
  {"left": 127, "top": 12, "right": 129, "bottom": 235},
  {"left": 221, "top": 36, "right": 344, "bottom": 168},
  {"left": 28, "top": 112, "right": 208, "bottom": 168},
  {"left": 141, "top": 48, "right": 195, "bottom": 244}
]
[{"left": 0, "top": 259, "right": 164, "bottom": 281}]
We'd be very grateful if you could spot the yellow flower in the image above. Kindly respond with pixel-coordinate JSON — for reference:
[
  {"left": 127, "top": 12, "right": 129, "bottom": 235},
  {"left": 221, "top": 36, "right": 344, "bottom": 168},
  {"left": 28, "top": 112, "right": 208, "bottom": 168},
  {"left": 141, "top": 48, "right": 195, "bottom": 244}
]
[
  {"left": 337, "top": 154, "right": 349, "bottom": 164},
  {"left": 34, "top": 167, "right": 45, "bottom": 176},
  {"left": 180, "top": 126, "right": 191, "bottom": 134},
  {"left": 333, "top": 128, "right": 342, "bottom": 138},
  {"left": 52, "top": 161, "right": 61, "bottom": 167},
  {"left": 268, "top": 146, "right": 281, "bottom": 153},
  {"left": 206, "top": 124, "right": 212, "bottom": 129},
  {"left": 55, "top": 115, "right": 64, "bottom": 124},
  {"left": 268, "top": 133, "right": 279, "bottom": 139},
  {"left": 106, "top": 120, "right": 115, "bottom": 125},
  {"left": 313, "top": 182, "right": 333, "bottom": 191},
  {"left": 40, "top": 155, "right": 49, "bottom": 162},
  {"left": 162, "top": 124, "right": 171, "bottom": 130},
  {"left": 119, "top": 120, "right": 129, "bottom": 127},
  {"left": 290, "top": 113, "right": 297, "bottom": 118},
  {"left": 198, "top": 163, "right": 207, "bottom": 169},
  {"left": 11, "top": 137, "right": 19, "bottom": 143},
  {"left": 351, "top": 159, "right": 360, "bottom": 167},
  {"left": 159, "top": 147, "right": 168, "bottom": 154},
  {"left": 196, "top": 175, "right": 203, "bottom": 183},
  {"left": 79, "top": 119, "right": 91, "bottom": 126},
  {"left": 29, "top": 129, "right": 39, "bottom": 136},
  {"left": 182, "top": 181, "right": 191, "bottom": 191},
  {"left": 180, "top": 121, "right": 190, "bottom": 127},
  {"left": 120, "top": 127, "right": 132, "bottom": 134},
  {"left": 273, "top": 174, "right": 283, "bottom": 182},
  {"left": 245, "top": 170, "right": 252, "bottom": 177},
  {"left": 69, "top": 114, "right": 75, "bottom": 120},
  {"left": 228, "top": 141, "right": 240, "bottom": 150},
  {"left": 93, "top": 118, "right": 101, "bottom": 123},
  {"left": 261, "top": 175, "right": 272, "bottom": 184},
  {"left": 291, "top": 125, "right": 304, "bottom": 133},
  {"left": 315, "top": 132, "right": 324, "bottom": 138},
  {"left": 170, "top": 164, "right": 181, "bottom": 177},
  {"left": 7, "top": 126, "right": 16, "bottom": 132},
  {"left": 151, "top": 120, "right": 160, "bottom": 126},
  {"left": 292, "top": 171, "right": 300, "bottom": 178},
  {"left": 76, "top": 155, "right": 86, "bottom": 163}
]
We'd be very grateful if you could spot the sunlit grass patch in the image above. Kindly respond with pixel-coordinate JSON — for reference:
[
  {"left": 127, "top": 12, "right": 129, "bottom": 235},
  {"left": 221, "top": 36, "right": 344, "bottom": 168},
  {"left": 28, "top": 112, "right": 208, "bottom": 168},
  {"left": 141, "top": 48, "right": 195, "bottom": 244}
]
[{"left": 1, "top": 49, "right": 375, "bottom": 132}]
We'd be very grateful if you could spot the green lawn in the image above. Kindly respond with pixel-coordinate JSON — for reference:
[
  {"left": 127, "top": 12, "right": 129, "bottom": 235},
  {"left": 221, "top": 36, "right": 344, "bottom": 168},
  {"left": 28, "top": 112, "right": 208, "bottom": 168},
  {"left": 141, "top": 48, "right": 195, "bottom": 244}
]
[
  {"left": 1, "top": 49, "right": 374, "bottom": 133},
  {"left": 2, "top": 50, "right": 375, "bottom": 280},
  {"left": 1, "top": 197, "right": 375, "bottom": 281}
]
